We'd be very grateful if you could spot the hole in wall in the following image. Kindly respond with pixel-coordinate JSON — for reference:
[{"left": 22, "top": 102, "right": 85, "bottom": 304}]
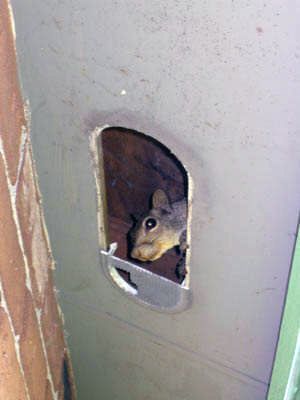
[
  {"left": 97, "top": 127, "right": 190, "bottom": 284},
  {"left": 117, "top": 268, "right": 138, "bottom": 291}
]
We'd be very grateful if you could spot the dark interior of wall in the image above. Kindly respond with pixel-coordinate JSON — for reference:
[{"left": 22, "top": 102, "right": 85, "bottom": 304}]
[{"left": 98, "top": 127, "right": 187, "bottom": 284}]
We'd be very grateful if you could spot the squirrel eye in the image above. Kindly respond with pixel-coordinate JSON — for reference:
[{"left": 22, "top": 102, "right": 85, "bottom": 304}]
[{"left": 144, "top": 218, "right": 157, "bottom": 230}]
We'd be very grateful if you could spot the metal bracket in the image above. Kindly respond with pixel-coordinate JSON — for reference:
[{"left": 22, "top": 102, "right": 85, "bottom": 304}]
[{"left": 100, "top": 243, "right": 191, "bottom": 313}]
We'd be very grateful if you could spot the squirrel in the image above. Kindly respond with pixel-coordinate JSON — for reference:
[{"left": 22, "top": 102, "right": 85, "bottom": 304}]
[{"left": 129, "top": 189, "right": 187, "bottom": 280}]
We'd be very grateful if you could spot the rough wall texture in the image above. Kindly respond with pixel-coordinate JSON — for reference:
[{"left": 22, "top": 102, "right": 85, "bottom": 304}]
[{"left": 0, "top": 1, "right": 75, "bottom": 399}]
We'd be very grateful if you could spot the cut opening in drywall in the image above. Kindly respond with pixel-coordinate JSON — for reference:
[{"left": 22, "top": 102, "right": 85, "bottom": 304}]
[{"left": 95, "top": 127, "right": 191, "bottom": 285}]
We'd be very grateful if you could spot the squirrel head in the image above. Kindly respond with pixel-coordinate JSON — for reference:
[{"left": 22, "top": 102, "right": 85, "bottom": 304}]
[{"left": 130, "top": 189, "right": 181, "bottom": 262}]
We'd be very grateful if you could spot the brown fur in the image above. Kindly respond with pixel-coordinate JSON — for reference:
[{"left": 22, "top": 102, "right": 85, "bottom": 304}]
[{"left": 130, "top": 189, "right": 187, "bottom": 262}]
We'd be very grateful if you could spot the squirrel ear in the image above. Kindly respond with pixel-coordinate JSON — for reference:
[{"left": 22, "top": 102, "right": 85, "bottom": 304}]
[{"left": 152, "top": 189, "right": 171, "bottom": 211}]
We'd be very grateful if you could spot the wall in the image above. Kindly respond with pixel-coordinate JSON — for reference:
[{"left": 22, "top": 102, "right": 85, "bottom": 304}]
[
  {"left": 11, "top": 1, "right": 300, "bottom": 399},
  {"left": 0, "top": 1, "right": 75, "bottom": 399},
  {"left": 267, "top": 223, "right": 300, "bottom": 399}
]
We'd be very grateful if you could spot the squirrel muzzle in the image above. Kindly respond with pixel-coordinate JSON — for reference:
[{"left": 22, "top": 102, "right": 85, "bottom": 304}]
[{"left": 131, "top": 237, "right": 178, "bottom": 262}]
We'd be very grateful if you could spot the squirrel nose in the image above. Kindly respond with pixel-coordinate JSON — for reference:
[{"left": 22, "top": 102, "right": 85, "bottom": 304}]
[
  {"left": 131, "top": 247, "right": 149, "bottom": 261},
  {"left": 131, "top": 248, "right": 140, "bottom": 259}
]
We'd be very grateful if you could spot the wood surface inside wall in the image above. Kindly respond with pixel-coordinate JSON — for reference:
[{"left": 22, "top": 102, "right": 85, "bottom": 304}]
[
  {"left": 0, "top": 1, "right": 75, "bottom": 399},
  {"left": 101, "top": 128, "right": 187, "bottom": 283}
]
